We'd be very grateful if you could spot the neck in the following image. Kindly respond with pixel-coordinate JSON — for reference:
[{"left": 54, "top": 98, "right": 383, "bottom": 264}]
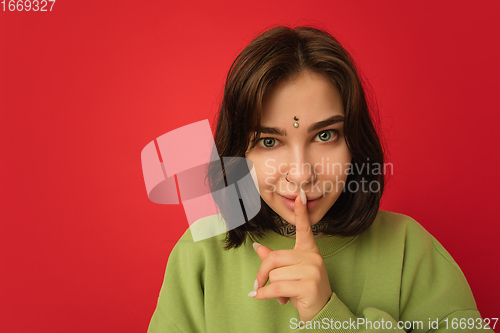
[{"left": 273, "top": 215, "right": 329, "bottom": 239}]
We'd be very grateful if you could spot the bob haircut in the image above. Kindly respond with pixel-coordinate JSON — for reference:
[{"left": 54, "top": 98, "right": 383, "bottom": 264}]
[{"left": 207, "top": 25, "right": 388, "bottom": 250}]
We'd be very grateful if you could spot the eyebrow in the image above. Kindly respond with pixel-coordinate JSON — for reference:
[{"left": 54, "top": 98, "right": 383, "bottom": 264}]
[{"left": 260, "top": 115, "right": 345, "bottom": 136}]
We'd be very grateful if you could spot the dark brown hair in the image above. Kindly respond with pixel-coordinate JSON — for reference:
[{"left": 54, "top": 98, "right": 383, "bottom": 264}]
[{"left": 207, "top": 25, "right": 389, "bottom": 250}]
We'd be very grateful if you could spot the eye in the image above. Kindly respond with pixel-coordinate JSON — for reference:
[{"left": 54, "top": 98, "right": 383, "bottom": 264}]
[
  {"left": 258, "top": 137, "right": 279, "bottom": 149},
  {"left": 314, "top": 129, "right": 338, "bottom": 142}
]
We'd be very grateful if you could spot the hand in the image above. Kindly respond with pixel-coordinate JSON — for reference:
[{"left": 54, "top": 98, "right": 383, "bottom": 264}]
[{"left": 249, "top": 189, "right": 333, "bottom": 323}]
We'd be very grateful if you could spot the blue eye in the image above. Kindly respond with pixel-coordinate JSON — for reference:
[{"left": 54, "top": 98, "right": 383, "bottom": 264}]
[
  {"left": 314, "top": 130, "right": 338, "bottom": 142},
  {"left": 259, "top": 137, "right": 278, "bottom": 149}
]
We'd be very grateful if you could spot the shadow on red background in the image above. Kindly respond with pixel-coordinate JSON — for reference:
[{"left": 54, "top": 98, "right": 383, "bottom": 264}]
[{"left": 1, "top": 0, "right": 499, "bottom": 332}]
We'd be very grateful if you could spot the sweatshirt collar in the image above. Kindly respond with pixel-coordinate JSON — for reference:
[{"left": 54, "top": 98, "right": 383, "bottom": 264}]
[{"left": 249, "top": 231, "right": 358, "bottom": 258}]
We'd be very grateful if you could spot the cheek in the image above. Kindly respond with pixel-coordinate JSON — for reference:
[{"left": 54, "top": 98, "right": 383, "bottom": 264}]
[
  {"left": 336, "top": 152, "right": 352, "bottom": 178},
  {"left": 247, "top": 155, "right": 280, "bottom": 190},
  {"left": 314, "top": 149, "right": 352, "bottom": 179}
]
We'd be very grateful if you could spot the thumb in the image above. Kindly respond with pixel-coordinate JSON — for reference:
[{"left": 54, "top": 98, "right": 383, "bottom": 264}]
[{"left": 253, "top": 242, "right": 272, "bottom": 261}]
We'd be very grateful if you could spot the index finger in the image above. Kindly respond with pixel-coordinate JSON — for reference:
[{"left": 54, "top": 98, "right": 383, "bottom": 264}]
[{"left": 293, "top": 189, "right": 319, "bottom": 251}]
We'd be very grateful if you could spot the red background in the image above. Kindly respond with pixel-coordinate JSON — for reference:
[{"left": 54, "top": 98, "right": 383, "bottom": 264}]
[{"left": 1, "top": 1, "right": 499, "bottom": 332}]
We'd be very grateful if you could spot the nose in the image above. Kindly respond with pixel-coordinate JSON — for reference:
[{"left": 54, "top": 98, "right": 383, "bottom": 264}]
[{"left": 284, "top": 151, "right": 317, "bottom": 189}]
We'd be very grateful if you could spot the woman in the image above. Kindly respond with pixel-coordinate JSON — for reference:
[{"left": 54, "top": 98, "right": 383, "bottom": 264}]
[{"left": 148, "top": 25, "right": 489, "bottom": 332}]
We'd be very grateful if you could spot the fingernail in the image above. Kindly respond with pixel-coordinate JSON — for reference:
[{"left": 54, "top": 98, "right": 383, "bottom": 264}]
[
  {"left": 253, "top": 279, "right": 259, "bottom": 291},
  {"left": 278, "top": 299, "right": 285, "bottom": 306},
  {"left": 252, "top": 242, "right": 261, "bottom": 252},
  {"left": 248, "top": 291, "right": 257, "bottom": 297},
  {"left": 300, "top": 189, "right": 307, "bottom": 206}
]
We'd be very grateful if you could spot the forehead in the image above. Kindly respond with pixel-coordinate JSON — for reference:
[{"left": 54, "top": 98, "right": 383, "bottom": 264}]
[{"left": 261, "top": 71, "right": 344, "bottom": 125}]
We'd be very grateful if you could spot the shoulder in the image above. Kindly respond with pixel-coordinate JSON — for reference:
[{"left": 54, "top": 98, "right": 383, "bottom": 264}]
[
  {"left": 372, "top": 210, "right": 461, "bottom": 267},
  {"left": 368, "top": 209, "right": 424, "bottom": 233},
  {"left": 362, "top": 210, "right": 463, "bottom": 268},
  {"left": 360, "top": 210, "right": 431, "bottom": 247},
  {"left": 174, "top": 215, "right": 225, "bottom": 251},
  {"left": 369, "top": 212, "right": 479, "bottom": 313},
  {"left": 366, "top": 211, "right": 477, "bottom": 307},
  {"left": 168, "top": 214, "right": 254, "bottom": 263},
  {"left": 168, "top": 215, "right": 228, "bottom": 263},
  {"left": 367, "top": 210, "right": 441, "bottom": 244}
]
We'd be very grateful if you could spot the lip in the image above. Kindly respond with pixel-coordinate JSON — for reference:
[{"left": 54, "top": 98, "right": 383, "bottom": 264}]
[{"left": 277, "top": 193, "right": 324, "bottom": 212}]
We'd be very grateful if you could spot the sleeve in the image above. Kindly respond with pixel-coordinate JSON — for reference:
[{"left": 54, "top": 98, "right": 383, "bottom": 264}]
[
  {"left": 291, "top": 217, "right": 493, "bottom": 332},
  {"left": 147, "top": 232, "right": 207, "bottom": 333},
  {"left": 148, "top": 305, "right": 185, "bottom": 333}
]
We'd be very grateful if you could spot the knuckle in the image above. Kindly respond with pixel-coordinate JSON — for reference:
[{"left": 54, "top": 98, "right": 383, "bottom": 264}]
[
  {"left": 311, "top": 253, "right": 323, "bottom": 265},
  {"left": 268, "top": 251, "right": 280, "bottom": 263},
  {"left": 309, "top": 265, "right": 322, "bottom": 277}
]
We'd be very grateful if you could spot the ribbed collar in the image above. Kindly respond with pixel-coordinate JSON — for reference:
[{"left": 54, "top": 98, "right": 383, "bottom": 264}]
[{"left": 249, "top": 231, "right": 358, "bottom": 258}]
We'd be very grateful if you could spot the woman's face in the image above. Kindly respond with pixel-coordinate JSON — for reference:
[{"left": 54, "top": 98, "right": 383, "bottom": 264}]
[{"left": 245, "top": 71, "right": 352, "bottom": 226}]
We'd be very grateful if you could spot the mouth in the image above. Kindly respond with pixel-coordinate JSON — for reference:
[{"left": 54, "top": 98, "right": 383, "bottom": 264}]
[{"left": 277, "top": 193, "right": 323, "bottom": 212}]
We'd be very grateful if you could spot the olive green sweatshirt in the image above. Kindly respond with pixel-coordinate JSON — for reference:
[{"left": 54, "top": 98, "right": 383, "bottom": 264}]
[{"left": 147, "top": 210, "right": 491, "bottom": 332}]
